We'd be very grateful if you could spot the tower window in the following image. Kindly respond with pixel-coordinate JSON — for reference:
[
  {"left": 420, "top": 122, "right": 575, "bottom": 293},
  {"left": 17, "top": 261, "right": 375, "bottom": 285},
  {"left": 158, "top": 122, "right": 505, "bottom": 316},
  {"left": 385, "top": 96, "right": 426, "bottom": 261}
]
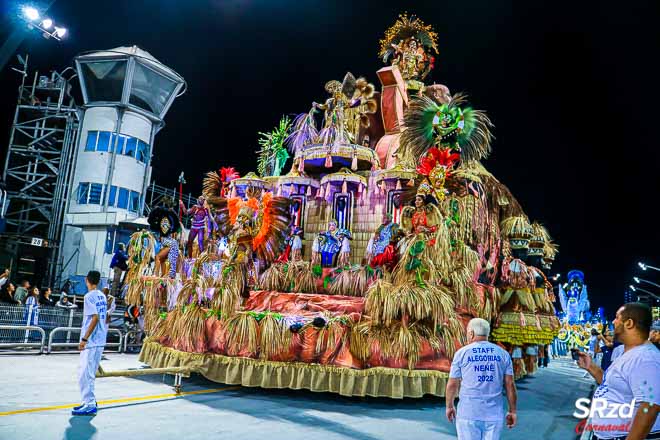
[{"left": 84, "top": 131, "right": 98, "bottom": 152}]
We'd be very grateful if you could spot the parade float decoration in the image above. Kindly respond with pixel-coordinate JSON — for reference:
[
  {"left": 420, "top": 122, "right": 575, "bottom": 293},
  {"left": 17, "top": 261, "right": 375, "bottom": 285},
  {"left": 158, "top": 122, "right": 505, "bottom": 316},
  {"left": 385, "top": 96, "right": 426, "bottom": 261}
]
[
  {"left": 558, "top": 270, "right": 592, "bottom": 324},
  {"left": 129, "top": 14, "right": 559, "bottom": 398}
]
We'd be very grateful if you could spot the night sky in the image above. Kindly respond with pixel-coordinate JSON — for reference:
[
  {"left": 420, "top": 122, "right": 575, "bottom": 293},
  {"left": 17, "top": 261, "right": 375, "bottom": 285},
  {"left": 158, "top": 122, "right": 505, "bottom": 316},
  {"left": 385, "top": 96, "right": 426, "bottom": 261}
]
[{"left": 1, "top": 0, "right": 659, "bottom": 316}]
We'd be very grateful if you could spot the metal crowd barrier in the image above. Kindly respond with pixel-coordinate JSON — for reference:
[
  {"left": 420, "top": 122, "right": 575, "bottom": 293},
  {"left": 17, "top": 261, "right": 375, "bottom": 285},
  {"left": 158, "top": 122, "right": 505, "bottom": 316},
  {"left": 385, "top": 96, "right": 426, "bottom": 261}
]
[
  {"left": 0, "top": 304, "right": 142, "bottom": 354},
  {"left": 123, "top": 330, "right": 145, "bottom": 353},
  {"left": 47, "top": 327, "right": 123, "bottom": 353},
  {"left": 0, "top": 325, "right": 46, "bottom": 353},
  {"left": 0, "top": 304, "right": 82, "bottom": 338}
]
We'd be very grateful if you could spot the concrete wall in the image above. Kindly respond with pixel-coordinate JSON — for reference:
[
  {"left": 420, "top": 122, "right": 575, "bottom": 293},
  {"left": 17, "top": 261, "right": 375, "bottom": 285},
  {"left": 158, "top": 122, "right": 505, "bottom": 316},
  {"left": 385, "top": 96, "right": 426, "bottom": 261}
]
[{"left": 69, "top": 106, "right": 152, "bottom": 214}]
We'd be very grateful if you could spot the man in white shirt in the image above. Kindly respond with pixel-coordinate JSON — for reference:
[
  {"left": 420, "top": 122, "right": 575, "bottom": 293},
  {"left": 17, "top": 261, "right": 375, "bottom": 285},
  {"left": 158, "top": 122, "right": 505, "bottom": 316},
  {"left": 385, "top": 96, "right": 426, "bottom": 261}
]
[
  {"left": 577, "top": 303, "right": 660, "bottom": 440},
  {"left": 446, "top": 318, "right": 517, "bottom": 439},
  {"left": 72, "top": 270, "right": 108, "bottom": 416}
]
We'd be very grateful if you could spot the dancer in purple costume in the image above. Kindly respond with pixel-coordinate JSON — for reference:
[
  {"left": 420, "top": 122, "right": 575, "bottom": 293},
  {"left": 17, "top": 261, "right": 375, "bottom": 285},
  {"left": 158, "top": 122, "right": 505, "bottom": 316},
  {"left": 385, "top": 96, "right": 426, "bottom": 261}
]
[{"left": 180, "top": 196, "right": 213, "bottom": 257}]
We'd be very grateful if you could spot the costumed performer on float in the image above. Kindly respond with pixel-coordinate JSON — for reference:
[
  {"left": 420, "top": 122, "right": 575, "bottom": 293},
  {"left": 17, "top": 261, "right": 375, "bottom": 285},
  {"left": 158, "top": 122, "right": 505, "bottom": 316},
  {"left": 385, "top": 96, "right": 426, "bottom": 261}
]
[
  {"left": 336, "top": 228, "right": 352, "bottom": 267},
  {"left": 147, "top": 206, "right": 182, "bottom": 279},
  {"left": 276, "top": 226, "right": 304, "bottom": 263},
  {"left": 180, "top": 195, "right": 214, "bottom": 257},
  {"left": 367, "top": 213, "right": 400, "bottom": 270},
  {"left": 312, "top": 220, "right": 341, "bottom": 267}
]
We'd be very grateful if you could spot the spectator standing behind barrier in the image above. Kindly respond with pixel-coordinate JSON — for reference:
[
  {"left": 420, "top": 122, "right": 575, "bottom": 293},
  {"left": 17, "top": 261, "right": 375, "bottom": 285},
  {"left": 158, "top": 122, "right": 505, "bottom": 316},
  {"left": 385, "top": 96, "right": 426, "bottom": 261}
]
[
  {"left": 0, "top": 268, "right": 9, "bottom": 289},
  {"left": 650, "top": 321, "right": 660, "bottom": 351},
  {"left": 14, "top": 280, "right": 29, "bottom": 304},
  {"left": 38, "top": 287, "right": 55, "bottom": 306},
  {"left": 446, "top": 318, "right": 517, "bottom": 440},
  {"left": 109, "top": 243, "right": 128, "bottom": 297},
  {"left": 577, "top": 303, "right": 660, "bottom": 440},
  {"left": 24, "top": 287, "right": 39, "bottom": 325},
  {"left": 589, "top": 328, "right": 604, "bottom": 367},
  {"left": 56, "top": 293, "right": 78, "bottom": 310},
  {"left": 72, "top": 270, "right": 108, "bottom": 417},
  {"left": 0, "top": 281, "right": 19, "bottom": 304}
]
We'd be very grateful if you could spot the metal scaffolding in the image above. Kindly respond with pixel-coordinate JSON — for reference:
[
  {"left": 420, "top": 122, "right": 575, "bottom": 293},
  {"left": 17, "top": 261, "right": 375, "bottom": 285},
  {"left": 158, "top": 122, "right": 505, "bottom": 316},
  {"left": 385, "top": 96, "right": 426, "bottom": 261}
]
[{"left": 0, "top": 55, "right": 79, "bottom": 283}]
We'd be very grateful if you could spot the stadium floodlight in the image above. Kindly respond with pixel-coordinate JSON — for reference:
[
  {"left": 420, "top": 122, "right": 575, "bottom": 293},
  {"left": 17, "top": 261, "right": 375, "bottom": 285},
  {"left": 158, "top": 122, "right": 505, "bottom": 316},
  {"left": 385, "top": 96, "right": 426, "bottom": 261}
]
[
  {"left": 631, "top": 285, "right": 660, "bottom": 300},
  {"left": 634, "top": 277, "right": 660, "bottom": 289},
  {"left": 41, "top": 18, "right": 53, "bottom": 29},
  {"left": 638, "top": 261, "right": 660, "bottom": 272},
  {"left": 54, "top": 27, "right": 66, "bottom": 38},
  {"left": 23, "top": 6, "right": 39, "bottom": 21},
  {"left": 630, "top": 285, "right": 636, "bottom": 291}
]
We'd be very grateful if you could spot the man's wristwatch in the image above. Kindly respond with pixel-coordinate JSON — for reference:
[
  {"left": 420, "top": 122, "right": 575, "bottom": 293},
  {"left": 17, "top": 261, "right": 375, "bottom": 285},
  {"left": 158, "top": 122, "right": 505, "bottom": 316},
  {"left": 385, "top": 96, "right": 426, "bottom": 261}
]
[{"left": 82, "top": 338, "right": 88, "bottom": 342}]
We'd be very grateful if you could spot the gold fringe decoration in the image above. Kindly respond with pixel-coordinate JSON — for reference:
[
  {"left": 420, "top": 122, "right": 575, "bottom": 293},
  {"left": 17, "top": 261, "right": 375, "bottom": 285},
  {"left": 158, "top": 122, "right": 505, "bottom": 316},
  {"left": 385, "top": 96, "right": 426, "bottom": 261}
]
[{"left": 140, "top": 338, "right": 450, "bottom": 398}]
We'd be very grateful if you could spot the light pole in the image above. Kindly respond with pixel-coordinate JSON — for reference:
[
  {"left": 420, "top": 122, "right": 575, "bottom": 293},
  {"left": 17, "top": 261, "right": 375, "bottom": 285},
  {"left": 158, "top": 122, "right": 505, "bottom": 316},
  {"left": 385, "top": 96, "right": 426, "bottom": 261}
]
[
  {"left": 638, "top": 262, "right": 660, "bottom": 273},
  {"left": 0, "top": 2, "right": 66, "bottom": 72},
  {"left": 629, "top": 285, "right": 660, "bottom": 301},
  {"left": 633, "top": 277, "right": 660, "bottom": 289}
]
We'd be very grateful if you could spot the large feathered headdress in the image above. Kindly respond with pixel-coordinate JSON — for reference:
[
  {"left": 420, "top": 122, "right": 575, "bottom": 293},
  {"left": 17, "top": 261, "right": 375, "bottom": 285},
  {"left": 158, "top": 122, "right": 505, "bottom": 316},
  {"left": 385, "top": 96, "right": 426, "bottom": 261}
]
[
  {"left": 147, "top": 206, "right": 181, "bottom": 237},
  {"left": 380, "top": 14, "right": 439, "bottom": 63},
  {"left": 203, "top": 167, "right": 240, "bottom": 204},
  {"left": 216, "top": 193, "right": 291, "bottom": 263},
  {"left": 400, "top": 94, "right": 493, "bottom": 163}
]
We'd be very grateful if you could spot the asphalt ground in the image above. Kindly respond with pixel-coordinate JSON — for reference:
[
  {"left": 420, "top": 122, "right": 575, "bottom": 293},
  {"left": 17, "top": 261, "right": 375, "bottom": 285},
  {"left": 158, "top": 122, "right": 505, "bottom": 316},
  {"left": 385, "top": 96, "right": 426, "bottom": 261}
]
[{"left": 0, "top": 353, "right": 593, "bottom": 439}]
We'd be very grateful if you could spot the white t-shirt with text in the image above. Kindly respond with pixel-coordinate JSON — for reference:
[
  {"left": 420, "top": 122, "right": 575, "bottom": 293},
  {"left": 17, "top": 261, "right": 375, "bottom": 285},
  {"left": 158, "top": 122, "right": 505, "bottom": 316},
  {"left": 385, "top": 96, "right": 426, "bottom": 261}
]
[
  {"left": 449, "top": 341, "right": 514, "bottom": 422},
  {"left": 80, "top": 289, "right": 108, "bottom": 349},
  {"left": 592, "top": 342, "right": 660, "bottom": 438}
]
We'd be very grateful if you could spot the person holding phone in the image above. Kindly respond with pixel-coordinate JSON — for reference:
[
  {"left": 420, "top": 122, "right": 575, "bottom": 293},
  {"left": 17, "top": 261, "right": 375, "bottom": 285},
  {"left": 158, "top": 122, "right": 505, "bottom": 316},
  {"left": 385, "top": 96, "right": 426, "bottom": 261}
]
[{"left": 577, "top": 303, "right": 659, "bottom": 440}]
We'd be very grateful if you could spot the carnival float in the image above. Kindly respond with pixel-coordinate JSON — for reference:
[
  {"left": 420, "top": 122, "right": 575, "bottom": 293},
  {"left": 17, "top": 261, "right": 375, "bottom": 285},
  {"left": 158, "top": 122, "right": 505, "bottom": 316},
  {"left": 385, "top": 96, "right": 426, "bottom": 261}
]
[{"left": 128, "top": 15, "right": 560, "bottom": 398}]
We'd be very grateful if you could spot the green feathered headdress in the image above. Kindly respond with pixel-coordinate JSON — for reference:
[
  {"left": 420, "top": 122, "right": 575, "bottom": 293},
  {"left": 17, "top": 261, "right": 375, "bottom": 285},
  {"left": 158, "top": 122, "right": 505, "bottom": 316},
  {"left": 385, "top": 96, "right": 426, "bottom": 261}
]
[{"left": 400, "top": 94, "right": 493, "bottom": 163}]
